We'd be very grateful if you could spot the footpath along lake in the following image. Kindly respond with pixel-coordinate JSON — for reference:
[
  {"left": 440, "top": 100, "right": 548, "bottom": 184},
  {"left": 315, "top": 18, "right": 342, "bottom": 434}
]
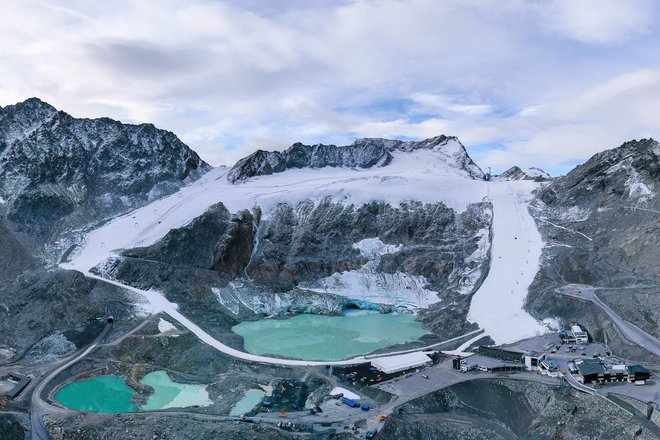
[{"left": 232, "top": 311, "right": 429, "bottom": 361}]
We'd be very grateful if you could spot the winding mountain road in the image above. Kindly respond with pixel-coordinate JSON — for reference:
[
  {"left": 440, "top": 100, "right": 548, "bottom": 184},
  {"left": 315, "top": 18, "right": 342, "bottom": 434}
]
[
  {"left": 30, "top": 322, "right": 113, "bottom": 440},
  {"left": 557, "top": 285, "right": 660, "bottom": 357},
  {"left": 87, "top": 272, "right": 483, "bottom": 367}
]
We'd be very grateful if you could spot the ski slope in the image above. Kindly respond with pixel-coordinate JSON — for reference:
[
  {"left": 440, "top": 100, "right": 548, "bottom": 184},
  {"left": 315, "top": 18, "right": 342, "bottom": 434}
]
[{"left": 467, "top": 181, "right": 547, "bottom": 344}]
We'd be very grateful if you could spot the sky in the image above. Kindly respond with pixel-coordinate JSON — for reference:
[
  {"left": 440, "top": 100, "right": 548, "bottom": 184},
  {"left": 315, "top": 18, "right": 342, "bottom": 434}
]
[{"left": 1, "top": 0, "right": 659, "bottom": 175}]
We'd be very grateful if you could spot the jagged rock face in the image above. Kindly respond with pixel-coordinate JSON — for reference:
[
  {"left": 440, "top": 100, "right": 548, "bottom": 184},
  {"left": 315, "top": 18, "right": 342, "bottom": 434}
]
[
  {"left": 122, "top": 203, "right": 255, "bottom": 278},
  {"left": 527, "top": 138, "right": 659, "bottom": 354},
  {"left": 0, "top": 98, "right": 210, "bottom": 237},
  {"left": 0, "top": 218, "right": 36, "bottom": 281},
  {"left": 227, "top": 135, "right": 485, "bottom": 182},
  {"left": 497, "top": 166, "right": 550, "bottom": 181},
  {"left": 248, "top": 198, "right": 491, "bottom": 297},
  {"left": 533, "top": 138, "right": 659, "bottom": 285}
]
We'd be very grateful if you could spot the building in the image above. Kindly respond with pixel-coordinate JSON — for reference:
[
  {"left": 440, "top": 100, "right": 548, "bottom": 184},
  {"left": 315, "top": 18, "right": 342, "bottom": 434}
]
[
  {"left": 457, "top": 355, "right": 525, "bottom": 373},
  {"left": 561, "top": 324, "right": 588, "bottom": 344},
  {"left": 370, "top": 352, "right": 432, "bottom": 374},
  {"left": 524, "top": 352, "right": 546, "bottom": 370},
  {"left": 538, "top": 359, "right": 560, "bottom": 377},
  {"left": 574, "top": 359, "right": 605, "bottom": 383},
  {"left": 5, "top": 373, "right": 31, "bottom": 400},
  {"left": 626, "top": 365, "right": 651, "bottom": 383},
  {"left": 476, "top": 346, "right": 525, "bottom": 363}
]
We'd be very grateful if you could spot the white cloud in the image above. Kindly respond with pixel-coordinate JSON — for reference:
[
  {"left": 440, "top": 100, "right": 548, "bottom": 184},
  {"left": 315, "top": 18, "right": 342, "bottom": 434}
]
[
  {"left": 542, "top": 0, "right": 655, "bottom": 44},
  {"left": 1, "top": 0, "right": 659, "bottom": 174}
]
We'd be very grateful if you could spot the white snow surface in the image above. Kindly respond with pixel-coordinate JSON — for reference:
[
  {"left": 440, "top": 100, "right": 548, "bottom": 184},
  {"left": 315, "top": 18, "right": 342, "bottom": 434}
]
[
  {"left": 0, "top": 196, "right": 5, "bottom": 204},
  {"left": 352, "top": 238, "right": 402, "bottom": 259},
  {"left": 329, "top": 387, "right": 361, "bottom": 400},
  {"left": 158, "top": 318, "right": 177, "bottom": 334},
  {"left": 625, "top": 169, "right": 654, "bottom": 202},
  {"left": 467, "top": 181, "right": 547, "bottom": 345}
]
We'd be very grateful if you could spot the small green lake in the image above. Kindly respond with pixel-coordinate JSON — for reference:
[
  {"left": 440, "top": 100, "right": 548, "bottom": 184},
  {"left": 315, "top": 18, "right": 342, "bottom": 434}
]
[
  {"left": 232, "top": 311, "right": 429, "bottom": 361},
  {"left": 229, "top": 389, "right": 266, "bottom": 416},
  {"left": 54, "top": 371, "right": 211, "bottom": 413},
  {"left": 54, "top": 376, "right": 137, "bottom": 413},
  {"left": 140, "top": 371, "right": 211, "bottom": 410}
]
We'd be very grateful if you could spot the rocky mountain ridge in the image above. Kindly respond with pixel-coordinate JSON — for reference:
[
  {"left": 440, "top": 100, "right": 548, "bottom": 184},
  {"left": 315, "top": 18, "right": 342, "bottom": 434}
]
[
  {"left": 0, "top": 97, "right": 209, "bottom": 239},
  {"left": 227, "top": 134, "right": 485, "bottom": 182},
  {"left": 527, "top": 138, "right": 659, "bottom": 359}
]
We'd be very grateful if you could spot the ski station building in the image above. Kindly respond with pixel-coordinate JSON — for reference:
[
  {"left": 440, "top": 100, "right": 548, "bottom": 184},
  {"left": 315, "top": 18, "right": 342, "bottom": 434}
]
[{"left": 370, "top": 352, "right": 432, "bottom": 374}]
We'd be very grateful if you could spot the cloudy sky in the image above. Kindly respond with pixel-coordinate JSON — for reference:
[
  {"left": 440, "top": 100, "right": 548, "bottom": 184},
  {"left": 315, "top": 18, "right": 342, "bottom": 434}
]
[{"left": 1, "top": 0, "right": 659, "bottom": 175}]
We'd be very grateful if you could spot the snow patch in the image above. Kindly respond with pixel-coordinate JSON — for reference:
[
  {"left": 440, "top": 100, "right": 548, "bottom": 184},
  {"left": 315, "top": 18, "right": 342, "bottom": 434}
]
[
  {"left": 525, "top": 167, "right": 550, "bottom": 179},
  {"left": 158, "top": 318, "right": 177, "bottom": 334},
  {"left": 559, "top": 206, "right": 590, "bottom": 222},
  {"left": 352, "top": 238, "right": 402, "bottom": 259},
  {"left": 625, "top": 169, "right": 653, "bottom": 201},
  {"left": 542, "top": 317, "right": 562, "bottom": 332},
  {"left": 453, "top": 226, "right": 490, "bottom": 295}
]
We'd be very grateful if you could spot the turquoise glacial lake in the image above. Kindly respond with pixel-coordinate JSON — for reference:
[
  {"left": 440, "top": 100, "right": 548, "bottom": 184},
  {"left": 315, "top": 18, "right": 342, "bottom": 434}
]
[
  {"left": 54, "top": 371, "right": 211, "bottom": 413},
  {"left": 232, "top": 311, "right": 429, "bottom": 361},
  {"left": 54, "top": 376, "right": 137, "bottom": 413}
]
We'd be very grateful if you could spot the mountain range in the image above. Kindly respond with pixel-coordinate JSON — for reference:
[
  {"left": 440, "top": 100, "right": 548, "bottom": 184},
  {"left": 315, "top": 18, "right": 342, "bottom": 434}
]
[{"left": 0, "top": 98, "right": 657, "bottom": 440}]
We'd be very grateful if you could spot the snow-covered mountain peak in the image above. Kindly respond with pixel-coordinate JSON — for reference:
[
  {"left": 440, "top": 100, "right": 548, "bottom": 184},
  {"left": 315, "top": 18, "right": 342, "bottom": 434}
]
[
  {"left": 495, "top": 166, "right": 551, "bottom": 181},
  {"left": 227, "top": 135, "right": 485, "bottom": 183}
]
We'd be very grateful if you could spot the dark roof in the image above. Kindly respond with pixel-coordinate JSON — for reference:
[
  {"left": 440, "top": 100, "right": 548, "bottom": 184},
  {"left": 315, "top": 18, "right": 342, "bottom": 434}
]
[
  {"left": 627, "top": 365, "right": 651, "bottom": 375},
  {"left": 576, "top": 360, "right": 605, "bottom": 376}
]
